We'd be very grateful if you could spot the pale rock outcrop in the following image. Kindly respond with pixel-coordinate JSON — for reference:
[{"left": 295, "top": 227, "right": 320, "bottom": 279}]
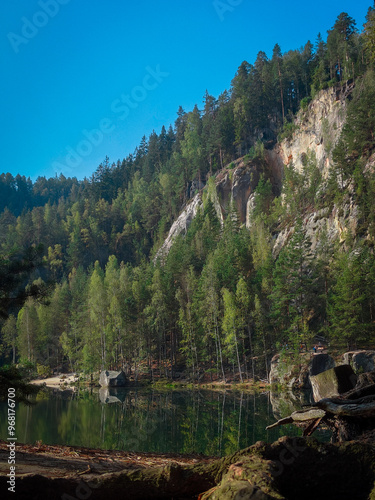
[
  {"left": 272, "top": 199, "right": 359, "bottom": 258},
  {"left": 155, "top": 193, "right": 203, "bottom": 262},
  {"left": 214, "top": 157, "right": 261, "bottom": 224},
  {"left": 156, "top": 84, "right": 361, "bottom": 261},
  {"left": 298, "top": 354, "right": 336, "bottom": 390},
  {"left": 278, "top": 83, "right": 353, "bottom": 178},
  {"left": 99, "top": 370, "right": 127, "bottom": 387},
  {"left": 155, "top": 157, "right": 263, "bottom": 261},
  {"left": 246, "top": 193, "right": 256, "bottom": 229}
]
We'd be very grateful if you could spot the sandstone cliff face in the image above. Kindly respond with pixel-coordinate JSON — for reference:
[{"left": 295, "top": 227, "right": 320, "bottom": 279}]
[
  {"left": 155, "top": 193, "right": 203, "bottom": 261},
  {"left": 156, "top": 157, "right": 264, "bottom": 260},
  {"left": 156, "top": 83, "right": 361, "bottom": 260},
  {"left": 269, "top": 82, "right": 363, "bottom": 256},
  {"left": 214, "top": 157, "right": 262, "bottom": 224},
  {"left": 278, "top": 83, "right": 353, "bottom": 178},
  {"left": 272, "top": 198, "right": 361, "bottom": 258}
]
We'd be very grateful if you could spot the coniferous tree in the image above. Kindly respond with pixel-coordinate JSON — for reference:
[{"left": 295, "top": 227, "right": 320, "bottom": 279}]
[
  {"left": 270, "top": 219, "right": 315, "bottom": 348},
  {"left": 327, "top": 249, "right": 368, "bottom": 348}
]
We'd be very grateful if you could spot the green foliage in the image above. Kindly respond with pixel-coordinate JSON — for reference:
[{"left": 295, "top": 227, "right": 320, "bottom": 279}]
[
  {"left": 0, "top": 7, "right": 374, "bottom": 381},
  {"left": 300, "top": 96, "right": 312, "bottom": 110},
  {"left": 327, "top": 248, "right": 374, "bottom": 348},
  {"left": 246, "top": 141, "right": 265, "bottom": 161},
  {"left": 278, "top": 121, "right": 298, "bottom": 142},
  {"left": 252, "top": 176, "right": 274, "bottom": 222},
  {"left": 0, "top": 365, "right": 40, "bottom": 405},
  {"left": 364, "top": 6, "right": 375, "bottom": 64},
  {"left": 36, "top": 363, "right": 52, "bottom": 378},
  {"left": 270, "top": 219, "right": 317, "bottom": 349}
]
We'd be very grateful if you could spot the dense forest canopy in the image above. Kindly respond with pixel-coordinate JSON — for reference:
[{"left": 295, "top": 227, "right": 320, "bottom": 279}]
[{"left": 1, "top": 6, "right": 375, "bottom": 380}]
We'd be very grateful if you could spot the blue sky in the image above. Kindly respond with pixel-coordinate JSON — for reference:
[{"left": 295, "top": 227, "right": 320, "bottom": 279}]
[{"left": 1, "top": 0, "right": 372, "bottom": 181}]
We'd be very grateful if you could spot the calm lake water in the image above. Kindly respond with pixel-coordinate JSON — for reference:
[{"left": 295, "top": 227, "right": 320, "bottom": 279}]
[{"left": 0, "top": 388, "right": 329, "bottom": 456}]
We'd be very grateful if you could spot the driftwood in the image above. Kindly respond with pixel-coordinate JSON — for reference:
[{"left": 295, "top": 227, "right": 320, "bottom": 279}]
[
  {"left": 267, "top": 369, "right": 375, "bottom": 442},
  {"left": 266, "top": 409, "right": 326, "bottom": 430}
]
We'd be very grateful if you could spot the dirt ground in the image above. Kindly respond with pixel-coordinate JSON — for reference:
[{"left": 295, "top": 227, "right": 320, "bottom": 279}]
[{"left": 0, "top": 439, "right": 216, "bottom": 480}]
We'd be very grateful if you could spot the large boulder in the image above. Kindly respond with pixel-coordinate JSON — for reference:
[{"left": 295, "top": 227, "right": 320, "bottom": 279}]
[
  {"left": 298, "top": 354, "right": 335, "bottom": 390},
  {"left": 342, "top": 350, "right": 361, "bottom": 366},
  {"left": 352, "top": 351, "right": 375, "bottom": 374},
  {"left": 310, "top": 365, "right": 357, "bottom": 402},
  {"left": 99, "top": 370, "right": 127, "bottom": 387},
  {"left": 270, "top": 353, "right": 336, "bottom": 391},
  {"left": 309, "top": 354, "right": 335, "bottom": 375},
  {"left": 269, "top": 354, "right": 295, "bottom": 385}
]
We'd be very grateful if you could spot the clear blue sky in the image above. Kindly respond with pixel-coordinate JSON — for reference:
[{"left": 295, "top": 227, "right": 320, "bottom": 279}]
[{"left": 0, "top": 0, "right": 371, "bottom": 181}]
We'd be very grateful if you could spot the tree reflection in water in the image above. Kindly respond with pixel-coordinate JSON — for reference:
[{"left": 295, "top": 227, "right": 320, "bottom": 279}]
[{"left": 0, "top": 388, "right": 329, "bottom": 456}]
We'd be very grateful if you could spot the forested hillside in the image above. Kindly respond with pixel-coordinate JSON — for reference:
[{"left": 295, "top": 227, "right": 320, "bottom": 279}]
[{"left": 1, "top": 8, "right": 375, "bottom": 381}]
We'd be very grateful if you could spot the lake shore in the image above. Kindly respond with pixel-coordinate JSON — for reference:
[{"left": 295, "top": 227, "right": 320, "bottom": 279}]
[
  {"left": 30, "top": 373, "right": 271, "bottom": 391},
  {"left": 2, "top": 435, "right": 375, "bottom": 499},
  {"left": 30, "top": 373, "right": 78, "bottom": 388}
]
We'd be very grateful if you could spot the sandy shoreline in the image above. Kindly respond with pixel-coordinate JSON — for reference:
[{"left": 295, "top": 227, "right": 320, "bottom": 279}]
[{"left": 30, "top": 373, "right": 78, "bottom": 388}]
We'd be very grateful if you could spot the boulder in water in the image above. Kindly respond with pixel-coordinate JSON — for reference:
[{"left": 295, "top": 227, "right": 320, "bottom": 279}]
[{"left": 99, "top": 370, "right": 127, "bottom": 387}]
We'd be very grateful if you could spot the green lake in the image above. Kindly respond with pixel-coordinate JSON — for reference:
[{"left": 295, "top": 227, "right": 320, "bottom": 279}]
[{"left": 0, "top": 388, "right": 330, "bottom": 456}]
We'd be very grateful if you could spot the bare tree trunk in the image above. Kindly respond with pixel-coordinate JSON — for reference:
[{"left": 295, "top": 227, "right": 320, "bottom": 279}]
[
  {"left": 215, "top": 317, "right": 226, "bottom": 382},
  {"left": 234, "top": 331, "right": 243, "bottom": 382}
]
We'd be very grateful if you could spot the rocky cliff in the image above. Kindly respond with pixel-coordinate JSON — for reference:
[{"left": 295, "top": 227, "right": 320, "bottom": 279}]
[
  {"left": 155, "top": 156, "right": 267, "bottom": 260},
  {"left": 156, "top": 82, "right": 363, "bottom": 261},
  {"left": 278, "top": 81, "right": 354, "bottom": 177}
]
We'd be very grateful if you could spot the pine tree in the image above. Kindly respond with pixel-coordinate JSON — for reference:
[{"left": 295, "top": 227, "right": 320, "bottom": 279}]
[
  {"left": 270, "top": 219, "right": 315, "bottom": 348},
  {"left": 364, "top": 5, "right": 375, "bottom": 64},
  {"left": 200, "top": 257, "right": 225, "bottom": 381},
  {"left": 0, "top": 315, "right": 17, "bottom": 364},
  {"left": 327, "top": 249, "right": 368, "bottom": 348},
  {"left": 236, "top": 277, "right": 254, "bottom": 379},
  {"left": 177, "top": 266, "right": 201, "bottom": 380},
  {"left": 86, "top": 262, "right": 108, "bottom": 372},
  {"left": 222, "top": 288, "right": 243, "bottom": 382},
  {"left": 17, "top": 299, "right": 40, "bottom": 362}
]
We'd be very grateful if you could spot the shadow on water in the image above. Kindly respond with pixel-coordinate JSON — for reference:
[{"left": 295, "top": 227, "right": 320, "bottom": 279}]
[{"left": 0, "top": 387, "right": 330, "bottom": 456}]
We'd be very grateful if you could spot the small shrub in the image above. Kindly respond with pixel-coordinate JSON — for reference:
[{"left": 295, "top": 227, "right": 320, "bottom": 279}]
[
  {"left": 36, "top": 364, "right": 52, "bottom": 379},
  {"left": 300, "top": 96, "right": 312, "bottom": 111},
  {"left": 278, "top": 121, "right": 298, "bottom": 142}
]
